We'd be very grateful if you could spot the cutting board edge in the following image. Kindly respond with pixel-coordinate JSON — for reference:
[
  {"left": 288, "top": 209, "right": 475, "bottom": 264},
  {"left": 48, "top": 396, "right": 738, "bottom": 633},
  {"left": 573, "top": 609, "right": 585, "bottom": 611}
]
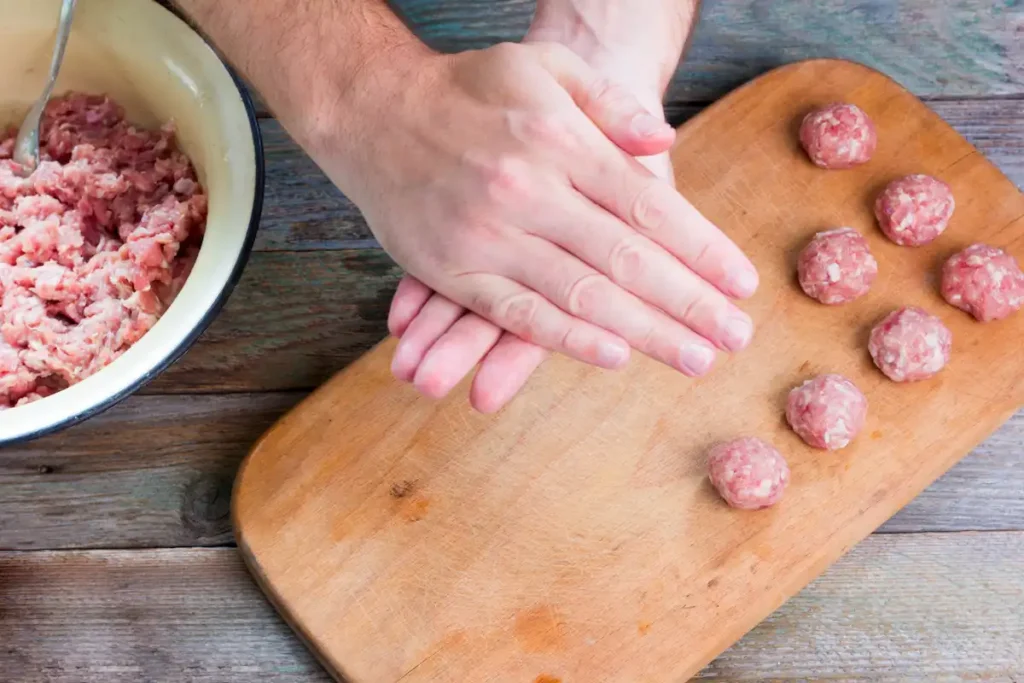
[{"left": 235, "top": 533, "right": 352, "bottom": 682}]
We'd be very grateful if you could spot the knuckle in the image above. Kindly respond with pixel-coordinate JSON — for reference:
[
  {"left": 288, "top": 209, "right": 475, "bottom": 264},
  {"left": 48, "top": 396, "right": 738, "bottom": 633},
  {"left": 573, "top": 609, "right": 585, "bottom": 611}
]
[
  {"left": 690, "top": 240, "right": 716, "bottom": 272},
  {"left": 586, "top": 78, "right": 633, "bottom": 112},
  {"left": 495, "top": 291, "right": 543, "bottom": 337},
  {"left": 608, "top": 235, "right": 647, "bottom": 284},
  {"left": 558, "top": 323, "right": 595, "bottom": 361},
  {"left": 482, "top": 154, "right": 533, "bottom": 206},
  {"left": 520, "top": 112, "right": 577, "bottom": 151},
  {"left": 636, "top": 323, "right": 661, "bottom": 355},
  {"left": 676, "top": 293, "right": 703, "bottom": 324},
  {"left": 630, "top": 182, "right": 669, "bottom": 234},
  {"left": 564, "top": 272, "right": 607, "bottom": 318}
]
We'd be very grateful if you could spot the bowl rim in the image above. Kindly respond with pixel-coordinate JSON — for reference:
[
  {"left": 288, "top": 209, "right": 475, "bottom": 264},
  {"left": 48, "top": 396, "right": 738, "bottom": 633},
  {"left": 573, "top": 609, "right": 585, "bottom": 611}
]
[{"left": 0, "top": 63, "right": 265, "bottom": 447}]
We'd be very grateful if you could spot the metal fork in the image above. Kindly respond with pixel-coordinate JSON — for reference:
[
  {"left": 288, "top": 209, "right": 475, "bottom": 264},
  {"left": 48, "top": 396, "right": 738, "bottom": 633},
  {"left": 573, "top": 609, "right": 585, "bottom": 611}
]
[{"left": 13, "top": 0, "right": 79, "bottom": 176}]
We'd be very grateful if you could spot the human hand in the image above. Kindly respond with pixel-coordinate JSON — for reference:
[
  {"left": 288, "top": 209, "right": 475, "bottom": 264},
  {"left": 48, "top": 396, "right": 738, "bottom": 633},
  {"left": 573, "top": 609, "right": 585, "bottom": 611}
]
[
  {"left": 385, "top": 68, "right": 678, "bottom": 413},
  {"left": 386, "top": 108, "right": 677, "bottom": 415},
  {"left": 315, "top": 41, "right": 757, "bottom": 407}
]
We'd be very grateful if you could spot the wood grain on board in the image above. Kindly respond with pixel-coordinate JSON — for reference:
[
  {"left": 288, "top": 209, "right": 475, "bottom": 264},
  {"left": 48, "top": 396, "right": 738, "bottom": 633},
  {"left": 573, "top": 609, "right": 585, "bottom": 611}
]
[
  {"left": 0, "top": 534, "right": 1019, "bottom": 682},
  {"left": 231, "top": 60, "right": 1024, "bottom": 682}
]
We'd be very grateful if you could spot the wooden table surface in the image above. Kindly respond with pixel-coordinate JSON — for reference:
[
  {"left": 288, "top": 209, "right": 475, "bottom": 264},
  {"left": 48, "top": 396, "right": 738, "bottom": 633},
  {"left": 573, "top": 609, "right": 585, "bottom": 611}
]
[{"left": 2, "top": 2, "right": 1022, "bottom": 681}]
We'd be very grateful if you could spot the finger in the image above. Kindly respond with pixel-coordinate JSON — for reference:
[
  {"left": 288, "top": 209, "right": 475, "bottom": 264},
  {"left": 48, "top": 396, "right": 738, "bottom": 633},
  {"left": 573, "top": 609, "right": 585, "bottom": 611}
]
[
  {"left": 412, "top": 314, "right": 502, "bottom": 400},
  {"left": 388, "top": 275, "right": 433, "bottom": 337},
  {"left": 522, "top": 194, "right": 753, "bottom": 353},
  {"left": 453, "top": 273, "right": 631, "bottom": 371},
  {"left": 471, "top": 333, "right": 549, "bottom": 414},
  {"left": 534, "top": 43, "right": 675, "bottom": 159},
  {"left": 497, "top": 237, "right": 721, "bottom": 376},
  {"left": 569, "top": 131, "right": 760, "bottom": 300},
  {"left": 391, "top": 294, "right": 464, "bottom": 383}
]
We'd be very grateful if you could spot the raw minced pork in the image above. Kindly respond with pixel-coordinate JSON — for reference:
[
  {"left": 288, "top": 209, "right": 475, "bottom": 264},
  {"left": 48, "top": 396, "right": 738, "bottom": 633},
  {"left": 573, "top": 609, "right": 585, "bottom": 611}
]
[
  {"left": 798, "top": 102, "right": 877, "bottom": 170},
  {"left": 707, "top": 437, "right": 790, "bottom": 510},
  {"left": 941, "top": 243, "right": 1024, "bottom": 322},
  {"left": 868, "top": 306, "right": 952, "bottom": 382},
  {"left": 796, "top": 227, "right": 878, "bottom": 305},
  {"left": 1, "top": 93, "right": 205, "bottom": 409},
  {"left": 786, "top": 373, "right": 867, "bottom": 450}
]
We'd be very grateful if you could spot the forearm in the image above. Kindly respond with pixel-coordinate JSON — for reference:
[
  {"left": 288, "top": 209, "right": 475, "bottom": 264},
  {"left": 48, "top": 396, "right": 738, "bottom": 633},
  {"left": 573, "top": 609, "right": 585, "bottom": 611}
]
[
  {"left": 172, "top": 0, "right": 428, "bottom": 149},
  {"left": 528, "top": 0, "right": 700, "bottom": 97}
]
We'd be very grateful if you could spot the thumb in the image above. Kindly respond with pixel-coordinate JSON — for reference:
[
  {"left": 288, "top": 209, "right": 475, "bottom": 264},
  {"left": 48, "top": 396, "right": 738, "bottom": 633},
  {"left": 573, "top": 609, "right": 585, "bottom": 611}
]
[{"left": 535, "top": 43, "right": 676, "bottom": 158}]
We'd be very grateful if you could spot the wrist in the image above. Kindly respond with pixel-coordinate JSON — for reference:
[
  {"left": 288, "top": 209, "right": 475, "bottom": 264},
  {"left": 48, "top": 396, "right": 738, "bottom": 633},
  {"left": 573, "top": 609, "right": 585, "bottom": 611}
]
[
  {"left": 526, "top": 1, "right": 700, "bottom": 101},
  {"left": 298, "top": 38, "right": 434, "bottom": 154},
  {"left": 299, "top": 40, "right": 442, "bottom": 205}
]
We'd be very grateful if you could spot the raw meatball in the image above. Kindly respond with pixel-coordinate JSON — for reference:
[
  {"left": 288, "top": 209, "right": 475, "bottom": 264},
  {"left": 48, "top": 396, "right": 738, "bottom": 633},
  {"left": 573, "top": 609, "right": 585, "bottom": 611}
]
[
  {"left": 874, "top": 175, "right": 955, "bottom": 246},
  {"left": 798, "top": 103, "right": 877, "bottom": 169},
  {"left": 868, "top": 306, "right": 952, "bottom": 382},
  {"left": 941, "top": 243, "right": 1024, "bottom": 322},
  {"left": 707, "top": 437, "right": 789, "bottom": 510},
  {"left": 797, "top": 227, "right": 878, "bottom": 304},
  {"left": 786, "top": 374, "right": 867, "bottom": 450}
]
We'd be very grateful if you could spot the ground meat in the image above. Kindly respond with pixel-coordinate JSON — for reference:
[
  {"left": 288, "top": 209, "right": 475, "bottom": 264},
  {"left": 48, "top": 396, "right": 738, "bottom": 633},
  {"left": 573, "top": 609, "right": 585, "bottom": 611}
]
[
  {"left": 798, "top": 103, "right": 877, "bottom": 170},
  {"left": 940, "top": 243, "right": 1024, "bottom": 322},
  {"left": 785, "top": 374, "right": 867, "bottom": 450},
  {"left": 874, "top": 174, "right": 955, "bottom": 246},
  {"left": 797, "top": 227, "right": 878, "bottom": 305},
  {"left": 707, "top": 437, "right": 789, "bottom": 510},
  {"left": 868, "top": 306, "right": 952, "bottom": 382},
  {"left": 0, "top": 93, "right": 205, "bottom": 409}
]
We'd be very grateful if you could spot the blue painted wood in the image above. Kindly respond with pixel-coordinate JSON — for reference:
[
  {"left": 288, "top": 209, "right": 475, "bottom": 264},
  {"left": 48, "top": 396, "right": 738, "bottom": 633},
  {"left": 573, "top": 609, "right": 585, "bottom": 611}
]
[{"left": 391, "top": 0, "right": 1024, "bottom": 100}]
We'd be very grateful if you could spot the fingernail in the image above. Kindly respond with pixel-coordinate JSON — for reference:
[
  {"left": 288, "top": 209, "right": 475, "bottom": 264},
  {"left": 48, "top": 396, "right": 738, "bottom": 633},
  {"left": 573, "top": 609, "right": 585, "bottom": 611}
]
[
  {"left": 597, "top": 340, "right": 630, "bottom": 368},
  {"left": 631, "top": 112, "right": 670, "bottom": 138},
  {"left": 722, "top": 314, "right": 753, "bottom": 351},
  {"left": 726, "top": 268, "right": 759, "bottom": 298},
  {"left": 679, "top": 342, "right": 716, "bottom": 376}
]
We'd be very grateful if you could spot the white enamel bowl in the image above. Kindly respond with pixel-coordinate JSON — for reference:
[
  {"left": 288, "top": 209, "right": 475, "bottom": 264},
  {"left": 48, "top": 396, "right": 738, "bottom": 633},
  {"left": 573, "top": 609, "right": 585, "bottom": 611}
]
[{"left": 0, "top": 0, "right": 263, "bottom": 444}]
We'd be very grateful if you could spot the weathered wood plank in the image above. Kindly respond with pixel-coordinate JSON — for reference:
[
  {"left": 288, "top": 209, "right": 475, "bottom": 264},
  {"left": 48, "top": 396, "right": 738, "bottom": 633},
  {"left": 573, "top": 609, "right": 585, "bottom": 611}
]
[
  {"left": 146, "top": 250, "right": 402, "bottom": 393},
  {"left": 241, "top": 0, "right": 1023, "bottom": 116},
  {"left": 702, "top": 531, "right": 1024, "bottom": 680},
  {"left": 0, "top": 548, "right": 329, "bottom": 683},
  {"left": 0, "top": 533, "right": 1020, "bottom": 681},
  {"left": 0, "top": 394, "right": 1021, "bottom": 550},
  {"left": 254, "top": 99, "right": 1024, "bottom": 251},
  {"left": 0, "top": 394, "right": 303, "bottom": 550}
]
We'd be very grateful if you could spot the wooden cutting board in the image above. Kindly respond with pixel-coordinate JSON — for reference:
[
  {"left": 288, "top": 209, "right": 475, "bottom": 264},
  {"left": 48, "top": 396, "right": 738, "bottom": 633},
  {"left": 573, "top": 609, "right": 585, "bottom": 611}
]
[{"left": 233, "top": 59, "right": 1024, "bottom": 683}]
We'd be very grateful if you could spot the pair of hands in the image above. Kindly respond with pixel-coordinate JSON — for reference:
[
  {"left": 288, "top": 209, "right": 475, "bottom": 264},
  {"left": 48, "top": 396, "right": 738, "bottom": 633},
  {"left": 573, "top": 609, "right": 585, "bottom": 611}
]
[{"left": 313, "top": 25, "right": 758, "bottom": 413}]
